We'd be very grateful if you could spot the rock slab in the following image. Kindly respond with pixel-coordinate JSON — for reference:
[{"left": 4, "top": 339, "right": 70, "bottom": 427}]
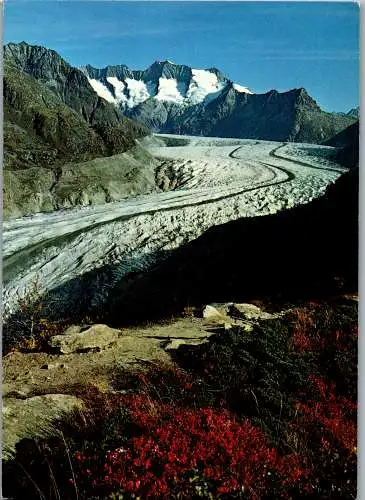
[
  {"left": 3, "top": 394, "right": 83, "bottom": 460},
  {"left": 49, "top": 324, "right": 120, "bottom": 354}
]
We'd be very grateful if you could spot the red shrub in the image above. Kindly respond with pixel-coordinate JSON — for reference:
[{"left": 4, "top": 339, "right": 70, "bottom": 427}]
[
  {"left": 291, "top": 307, "right": 321, "bottom": 352},
  {"left": 296, "top": 376, "right": 357, "bottom": 453},
  {"left": 75, "top": 396, "right": 309, "bottom": 499},
  {"left": 291, "top": 306, "right": 357, "bottom": 354}
]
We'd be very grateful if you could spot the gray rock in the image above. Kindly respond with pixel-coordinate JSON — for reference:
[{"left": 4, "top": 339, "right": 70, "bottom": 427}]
[
  {"left": 203, "top": 305, "right": 224, "bottom": 320},
  {"left": 63, "top": 325, "right": 83, "bottom": 335},
  {"left": 164, "top": 338, "right": 209, "bottom": 350},
  {"left": 203, "top": 304, "right": 236, "bottom": 326},
  {"left": 3, "top": 394, "right": 83, "bottom": 460},
  {"left": 49, "top": 324, "right": 120, "bottom": 354}
]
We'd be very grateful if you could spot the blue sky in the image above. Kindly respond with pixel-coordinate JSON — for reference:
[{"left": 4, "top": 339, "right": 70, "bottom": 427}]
[{"left": 5, "top": 1, "right": 359, "bottom": 112}]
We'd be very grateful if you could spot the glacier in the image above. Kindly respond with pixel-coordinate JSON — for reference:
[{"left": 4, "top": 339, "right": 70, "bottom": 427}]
[{"left": 3, "top": 135, "right": 346, "bottom": 320}]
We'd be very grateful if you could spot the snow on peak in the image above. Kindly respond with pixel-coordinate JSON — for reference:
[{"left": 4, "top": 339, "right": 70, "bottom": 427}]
[
  {"left": 233, "top": 83, "right": 253, "bottom": 94},
  {"left": 186, "top": 69, "right": 226, "bottom": 104},
  {"left": 155, "top": 77, "right": 184, "bottom": 103},
  {"left": 86, "top": 63, "right": 253, "bottom": 108},
  {"left": 88, "top": 76, "right": 153, "bottom": 108},
  {"left": 106, "top": 76, "right": 125, "bottom": 102},
  {"left": 88, "top": 78, "right": 115, "bottom": 103},
  {"left": 124, "top": 78, "right": 152, "bottom": 107}
]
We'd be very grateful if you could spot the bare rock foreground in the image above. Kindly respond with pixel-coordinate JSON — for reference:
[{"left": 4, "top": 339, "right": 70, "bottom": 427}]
[{"left": 2, "top": 302, "right": 275, "bottom": 460}]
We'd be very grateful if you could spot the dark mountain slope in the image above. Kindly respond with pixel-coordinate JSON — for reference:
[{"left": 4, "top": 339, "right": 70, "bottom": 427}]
[
  {"left": 325, "top": 121, "right": 359, "bottom": 168},
  {"left": 5, "top": 41, "right": 122, "bottom": 126},
  {"left": 325, "top": 121, "right": 359, "bottom": 148},
  {"left": 4, "top": 42, "right": 149, "bottom": 170},
  {"left": 347, "top": 106, "right": 359, "bottom": 119},
  {"left": 4, "top": 58, "right": 103, "bottom": 169},
  {"left": 3, "top": 42, "right": 157, "bottom": 218},
  {"left": 127, "top": 85, "right": 355, "bottom": 143}
]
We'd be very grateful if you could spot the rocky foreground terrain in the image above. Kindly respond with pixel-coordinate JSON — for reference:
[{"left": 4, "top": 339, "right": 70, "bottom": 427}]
[
  {"left": 3, "top": 303, "right": 267, "bottom": 459},
  {"left": 3, "top": 297, "right": 358, "bottom": 499}
]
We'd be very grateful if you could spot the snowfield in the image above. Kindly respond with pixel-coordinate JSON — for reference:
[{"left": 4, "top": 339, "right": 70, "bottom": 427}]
[
  {"left": 86, "top": 67, "right": 252, "bottom": 110},
  {"left": 3, "top": 135, "right": 346, "bottom": 318}
]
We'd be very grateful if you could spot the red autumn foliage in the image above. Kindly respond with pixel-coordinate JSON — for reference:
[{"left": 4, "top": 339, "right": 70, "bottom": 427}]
[
  {"left": 296, "top": 375, "right": 357, "bottom": 453},
  {"left": 75, "top": 396, "right": 310, "bottom": 499},
  {"left": 291, "top": 306, "right": 357, "bottom": 353}
]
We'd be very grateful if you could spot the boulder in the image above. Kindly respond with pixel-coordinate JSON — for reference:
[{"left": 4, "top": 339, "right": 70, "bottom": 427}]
[
  {"left": 49, "top": 324, "right": 120, "bottom": 354},
  {"left": 203, "top": 305, "right": 233, "bottom": 329},
  {"left": 3, "top": 394, "right": 83, "bottom": 460},
  {"left": 203, "top": 305, "right": 224, "bottom": 320}
]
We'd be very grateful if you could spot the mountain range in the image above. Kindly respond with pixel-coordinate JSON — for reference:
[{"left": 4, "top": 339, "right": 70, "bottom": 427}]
[
  {"left": 3, "top": 41, "right": 359, "bottom": 217},
  {"left": 4, "top": 41, "right": 358, "bottom": 160},
  {"left": 83, "top": 60, "right": 357, "bottom": 142},
  {"left": 4, "top": 41, "right": 149, "bottom": 170}
]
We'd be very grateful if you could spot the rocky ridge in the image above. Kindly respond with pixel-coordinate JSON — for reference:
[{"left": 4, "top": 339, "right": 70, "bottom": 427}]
[{"left": 3, "top": 42, "right": 160, "bottom": 218}]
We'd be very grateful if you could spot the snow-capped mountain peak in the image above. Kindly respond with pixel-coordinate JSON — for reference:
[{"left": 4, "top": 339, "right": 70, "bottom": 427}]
[
  {"left": 83, "top": 61, "right": 253, "bottom": 110},
  {"left": 233, "top": 83, "right": 253, "bottom": 94}
]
